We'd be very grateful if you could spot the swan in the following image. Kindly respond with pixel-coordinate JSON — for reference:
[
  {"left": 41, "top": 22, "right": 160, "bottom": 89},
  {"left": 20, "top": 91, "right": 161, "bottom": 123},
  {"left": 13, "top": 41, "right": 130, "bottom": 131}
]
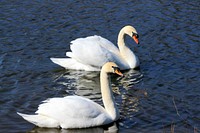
[
  {"left": 50, "top": 25, "right": 140, "bottom": 71},
  {"left": 17, "top": 62, "right": 123, "bottom": 129}
]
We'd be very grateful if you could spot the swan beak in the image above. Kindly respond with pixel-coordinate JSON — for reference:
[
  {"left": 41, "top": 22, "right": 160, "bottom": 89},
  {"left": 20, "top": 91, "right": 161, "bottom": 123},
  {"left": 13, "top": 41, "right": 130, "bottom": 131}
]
[
  {"left": 133, "top": 36, "right": 139, "bottom": 44},
  {"left": 115, "top": 69, "right": 124, "bottom": 77}
]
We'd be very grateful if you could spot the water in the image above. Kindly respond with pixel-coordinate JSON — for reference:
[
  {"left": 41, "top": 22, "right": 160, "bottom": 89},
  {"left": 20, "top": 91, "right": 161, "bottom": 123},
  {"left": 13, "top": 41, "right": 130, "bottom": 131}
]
[{"left": 0, "top": 0, "right": 200, "bottom": 132}]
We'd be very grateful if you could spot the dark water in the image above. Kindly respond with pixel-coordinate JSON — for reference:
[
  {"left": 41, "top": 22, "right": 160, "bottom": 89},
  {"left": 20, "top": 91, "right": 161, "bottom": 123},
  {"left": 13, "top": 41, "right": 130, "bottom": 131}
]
[{"left": 1, "top": 0, "right": 200, "bottom": 133}]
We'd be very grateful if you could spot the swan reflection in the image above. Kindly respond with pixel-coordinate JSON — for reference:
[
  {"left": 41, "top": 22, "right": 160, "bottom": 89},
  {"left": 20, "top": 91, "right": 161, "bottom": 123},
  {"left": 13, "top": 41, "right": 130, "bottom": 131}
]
[
  {"left": 28, "top": 122, "right": 118, "bottom": 133},
  {"left": 52, "top": 70, "right": 101, "bottom": 102}
]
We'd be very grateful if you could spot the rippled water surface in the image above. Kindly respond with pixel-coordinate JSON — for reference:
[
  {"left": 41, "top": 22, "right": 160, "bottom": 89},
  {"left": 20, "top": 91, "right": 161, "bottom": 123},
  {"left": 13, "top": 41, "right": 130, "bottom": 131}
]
[{"left": 1, "top": 0, "right": 200, "bottom": 133}]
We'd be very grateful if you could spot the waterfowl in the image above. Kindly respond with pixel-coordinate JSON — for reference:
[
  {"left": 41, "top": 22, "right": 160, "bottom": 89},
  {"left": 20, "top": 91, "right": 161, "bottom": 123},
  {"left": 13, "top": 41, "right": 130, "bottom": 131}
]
[
  {"left": 50, "top": 25, "right": 140, "bottom": 71},
  {"left": 17, "top": 62, "right": 123, "bottom": 129}
]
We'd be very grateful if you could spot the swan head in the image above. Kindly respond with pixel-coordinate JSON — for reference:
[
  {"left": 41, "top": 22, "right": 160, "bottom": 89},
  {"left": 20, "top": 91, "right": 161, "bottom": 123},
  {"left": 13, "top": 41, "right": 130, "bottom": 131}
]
[
  {"left": 102, "top": 62, "right": 123, "bottom": 76},
  {"left": 123, "top": 25, "right": 139, "bottom": 44}
]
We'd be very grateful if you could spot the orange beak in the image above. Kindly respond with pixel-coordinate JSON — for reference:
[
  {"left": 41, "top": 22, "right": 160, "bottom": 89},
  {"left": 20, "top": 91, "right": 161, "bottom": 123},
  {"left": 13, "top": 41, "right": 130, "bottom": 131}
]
[
  {"left": 115, "top": 69, "right": 124, "bottom": 77},
  {"left": 133, "top": 35, "right": 139, "bottom": 44}
]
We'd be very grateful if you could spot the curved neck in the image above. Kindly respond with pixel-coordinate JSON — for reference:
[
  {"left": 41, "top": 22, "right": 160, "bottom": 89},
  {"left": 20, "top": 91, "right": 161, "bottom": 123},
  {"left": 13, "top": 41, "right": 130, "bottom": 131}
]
[
  {"left": 117, "top": 29, "right": 126, "bottom": 51},
  {"left": 100, "top": 71, "right": 119, "bottom": 120},
  {"left": 117, "top": 29, "right": 138, "bottom": 68}
]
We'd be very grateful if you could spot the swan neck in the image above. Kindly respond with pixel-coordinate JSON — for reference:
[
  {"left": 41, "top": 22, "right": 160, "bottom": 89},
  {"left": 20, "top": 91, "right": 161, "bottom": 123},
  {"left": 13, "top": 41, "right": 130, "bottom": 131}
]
[
  {"left": 117, "top": 29, "right": 126, "bottom": 50},
  {"left": 100, "top": 71, "right": 119, "bottom": 120}
]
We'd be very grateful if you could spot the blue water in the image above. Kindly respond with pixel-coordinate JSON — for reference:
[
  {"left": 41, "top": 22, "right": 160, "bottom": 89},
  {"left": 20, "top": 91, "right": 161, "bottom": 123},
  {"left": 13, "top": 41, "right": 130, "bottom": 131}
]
[{"left": 0, "top": 0, "right": 200, "bottom": 132}]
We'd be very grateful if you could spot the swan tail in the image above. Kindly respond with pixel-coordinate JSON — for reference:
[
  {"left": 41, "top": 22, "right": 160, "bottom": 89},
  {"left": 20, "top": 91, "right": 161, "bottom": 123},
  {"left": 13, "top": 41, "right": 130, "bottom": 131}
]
[
  {"left": 66, "top": 52, "right": 73, "bottom": 57},
  {"left": 17, "top": 112, "right": 59, "bottom": 128},
  {"left": 50, "top": 58, "right": 100, "bottom": 71},
  {"left": 50, "top": 58, "right": 73, "bottom": 69}
]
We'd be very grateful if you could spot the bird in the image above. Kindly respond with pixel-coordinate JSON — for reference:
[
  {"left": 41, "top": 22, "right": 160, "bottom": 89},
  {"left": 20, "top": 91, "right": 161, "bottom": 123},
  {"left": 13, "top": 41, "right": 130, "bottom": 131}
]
[
  {"left": 50, "top": 25, "right": 140, "bottom": 71},
  {"left": 17, "top": 62, "right": 123, "bottom": 129}
]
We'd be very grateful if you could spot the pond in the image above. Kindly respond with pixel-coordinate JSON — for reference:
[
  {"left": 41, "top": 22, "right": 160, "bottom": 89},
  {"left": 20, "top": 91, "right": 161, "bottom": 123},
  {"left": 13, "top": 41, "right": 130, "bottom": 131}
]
[{"left": 0, "top": 0, "right": 199, "bottom": 132}]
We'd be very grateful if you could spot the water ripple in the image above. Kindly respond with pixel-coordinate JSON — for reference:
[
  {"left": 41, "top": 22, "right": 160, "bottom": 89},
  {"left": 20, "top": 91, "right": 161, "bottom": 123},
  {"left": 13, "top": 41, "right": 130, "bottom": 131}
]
[{"left": 0, "top": 0, "right": 199, "bottom": 132}]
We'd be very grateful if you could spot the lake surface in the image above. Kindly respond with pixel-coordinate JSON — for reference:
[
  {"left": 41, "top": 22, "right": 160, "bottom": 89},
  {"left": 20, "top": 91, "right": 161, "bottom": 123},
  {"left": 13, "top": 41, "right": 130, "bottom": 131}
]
[{"left": 1, "top": 0, "right": 200, "bottom": 132}]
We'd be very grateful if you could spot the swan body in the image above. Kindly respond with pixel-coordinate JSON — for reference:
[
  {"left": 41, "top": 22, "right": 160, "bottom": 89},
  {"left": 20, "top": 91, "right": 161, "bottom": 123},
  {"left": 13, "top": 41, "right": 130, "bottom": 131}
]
[
  {"left": 17, "top": 62, "right": 123, "bottom": 129},
  {"left": 50, "top": 25, "right": 140, "bottom": 71}
]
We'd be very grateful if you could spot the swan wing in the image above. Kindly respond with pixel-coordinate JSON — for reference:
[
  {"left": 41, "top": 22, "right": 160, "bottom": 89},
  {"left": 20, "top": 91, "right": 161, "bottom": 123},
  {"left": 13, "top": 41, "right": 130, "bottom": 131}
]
[
  {"left": 35, "top": 96, "right": 111, "bottom": 128},
  {"left": 67, "top": 35, "right": 123, "bottom": 68}
]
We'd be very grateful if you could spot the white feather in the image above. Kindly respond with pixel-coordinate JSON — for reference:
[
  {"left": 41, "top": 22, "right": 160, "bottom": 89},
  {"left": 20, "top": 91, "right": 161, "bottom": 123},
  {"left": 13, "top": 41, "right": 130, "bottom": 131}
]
[{"left": 17, "top": 112, "right": 60, "bottom": 128}]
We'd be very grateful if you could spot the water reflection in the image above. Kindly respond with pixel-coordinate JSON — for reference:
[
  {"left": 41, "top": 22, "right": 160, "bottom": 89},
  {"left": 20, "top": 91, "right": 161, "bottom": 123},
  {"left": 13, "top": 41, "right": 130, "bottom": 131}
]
[
  {"left": 28, "top": 122, "right": 118, "bottom": 133},
  {"left": 119, "top": 69, "right": 143, "bottom": 88},
  {"left": 52, "top": 70, "right": 101, "bottom": 101}
]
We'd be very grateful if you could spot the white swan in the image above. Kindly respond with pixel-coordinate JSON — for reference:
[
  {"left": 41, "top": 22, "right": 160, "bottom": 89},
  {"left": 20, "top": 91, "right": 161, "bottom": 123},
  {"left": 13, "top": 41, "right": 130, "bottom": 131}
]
[
  {"left": 50, "top": 25, "right": 140, "bottom": 71},
  {"left": 17, "top": 62, "right": 123, "bottom": 129}
]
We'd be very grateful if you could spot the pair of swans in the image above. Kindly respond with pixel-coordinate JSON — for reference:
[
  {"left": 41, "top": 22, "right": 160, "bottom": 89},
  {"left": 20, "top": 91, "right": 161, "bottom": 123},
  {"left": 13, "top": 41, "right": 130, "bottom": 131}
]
[
  {"left": 50, "top": 25, "right": 140, "bottom": 71},
  {"left": 18, "top": 62, "right": 123, "bottom": 129},
  {"left": 18, "top": 25, "right": 140, "bottom": 129}
]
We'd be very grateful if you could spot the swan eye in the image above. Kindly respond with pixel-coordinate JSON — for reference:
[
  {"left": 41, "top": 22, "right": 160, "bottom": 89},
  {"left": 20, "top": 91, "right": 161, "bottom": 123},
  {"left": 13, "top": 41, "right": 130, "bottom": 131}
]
[
  {"left": 112, "top": 66, "right": 118, "bottom": 70},
  {"left": 132, "top": 32, "right": 139, "bottom": 38},
  {"left": 112, "top": 66, "right": 118, "bottom": 71}
]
